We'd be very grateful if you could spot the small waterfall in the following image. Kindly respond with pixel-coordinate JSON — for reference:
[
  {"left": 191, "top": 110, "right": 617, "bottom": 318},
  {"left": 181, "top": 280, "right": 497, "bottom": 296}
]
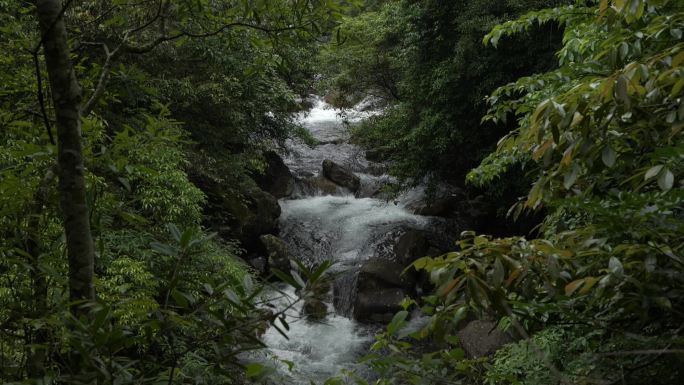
[{"left": 260, "top": 97, "right": 431, "bottom": 384}]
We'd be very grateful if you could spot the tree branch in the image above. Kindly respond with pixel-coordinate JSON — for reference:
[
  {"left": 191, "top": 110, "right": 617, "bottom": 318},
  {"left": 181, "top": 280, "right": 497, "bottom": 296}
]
[
  {"left": 32, "top": 51, "right": 55, "bottom": 145},
  {"left": 122, "top": 21, "right": 311, "bottom": 54},
  {"left": 81, "top": 43, "right": 121, "bottom": 117}
]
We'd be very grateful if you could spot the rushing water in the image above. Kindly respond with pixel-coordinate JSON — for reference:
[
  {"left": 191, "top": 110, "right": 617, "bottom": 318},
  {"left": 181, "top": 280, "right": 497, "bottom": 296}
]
[{"left": 258, "top": 98, "right": 429, "bottom": 384}]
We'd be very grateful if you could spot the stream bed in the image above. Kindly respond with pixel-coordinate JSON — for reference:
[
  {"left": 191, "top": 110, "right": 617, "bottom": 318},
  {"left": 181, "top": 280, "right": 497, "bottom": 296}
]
[{"left": 257, "top": 98, "right": 433, "bottom": 384}]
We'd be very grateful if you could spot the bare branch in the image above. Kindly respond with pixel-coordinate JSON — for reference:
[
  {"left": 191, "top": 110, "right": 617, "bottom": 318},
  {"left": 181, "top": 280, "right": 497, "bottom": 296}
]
[{"left": 81, "top": 43, "right": 121, "bottom": 117}]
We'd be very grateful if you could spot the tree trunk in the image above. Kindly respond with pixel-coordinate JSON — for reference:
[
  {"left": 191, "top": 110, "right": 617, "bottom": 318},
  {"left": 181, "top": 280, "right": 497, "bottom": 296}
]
[
  {"left": 35, "top": 0, "right": 95, "bottom": 307},
  {"left": 25, "top": 167, "right": 56, "bottom": 376}
]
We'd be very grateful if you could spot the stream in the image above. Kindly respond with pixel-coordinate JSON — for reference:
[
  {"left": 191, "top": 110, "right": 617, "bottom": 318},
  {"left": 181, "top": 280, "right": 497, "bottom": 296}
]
[{"left": 257, "top": 98, "right": 434, "bottom": 384}]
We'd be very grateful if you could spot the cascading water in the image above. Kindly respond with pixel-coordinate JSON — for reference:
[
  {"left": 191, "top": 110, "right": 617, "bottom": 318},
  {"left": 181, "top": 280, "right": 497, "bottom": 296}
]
[{"left": 258, "top": 97, "right": 430, "bottom": 384}]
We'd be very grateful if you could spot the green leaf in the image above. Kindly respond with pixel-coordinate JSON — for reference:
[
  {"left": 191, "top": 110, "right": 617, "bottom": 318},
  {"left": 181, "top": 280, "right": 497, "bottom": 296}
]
[
  {"left": 243, "top": 274, "right": 254, "bottom": 294},
  {"left": 447, "top": 348, "right": 465, "bottom": 360},
  {"left": 601, "top": 145, "right": 616, "bottom": 167},
  {"left": 412, "top": 257, "right": 430, "bottom": 270},
  {"left": 653, "top": 297, "right": 672, "bottom": 309},
  {"left": 171, "top": 289, "right": 188, "bottom": 308},
  {"left": 245, "top": 363, "right": 265, "bottom": 378},
  {"left": 492, "top": 258, "right": 504, "bottom": 288},
  {"left": 645, "top": 255, "right": 657, "bottom": 272},
  {"left": 658, "top": 168, "right": 674, "bottom": 191},
  {"left": 452, "top": 305, "right": 469, "bottom": 326},
  {"left": 117, "top": 177, "right": 131, "bottom": 192},
  {"left": 224, "top": 289, "right": 241, "bottom": 306},
  {"left": 270, "top": 268, "right": 302, "bottom": 289},
  {"left": 609, "top": 257, "right": 624, "bottom": 277},
  {"left": 150, "top": 242, "right": 176, "bottom": 256},
  {"left": 644, "top": 165, "right": 663, "bottom": 180},
  {"left": 619, "top": 42, "right": 629, "bottom": 60},
  {"left": 616, "top": 75, "right": 629, "bottom": 104},
  {"left": 387, "top": 310, "right": 408, "bottom": 335},
  {"left": 291, "top": 270, "right": 306, "bottom": 289},
  {"left": 564, "top": 164, "right": 579, "bottom": 189},
  {"left": 445, "top": 335, "right": 460, "bottom": 346},
  {"left": 167, "top": 223, "right": 182, "bottom": 242}
]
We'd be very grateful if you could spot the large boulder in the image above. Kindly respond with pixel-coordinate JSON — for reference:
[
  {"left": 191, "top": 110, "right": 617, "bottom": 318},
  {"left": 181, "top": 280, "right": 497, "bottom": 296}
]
[
  {"left": 394, "top": 229, "right": 431, "bottom": 266},
  {"left": 259, "top": 234, "right": 291, "bottom": 273},
  {"left": 253, "top": 151, "right": 294, "bottom": 198},
  {"left": 357, "top": 258, "right": 415, "bottom": 291},
  {"left": 299, "top": 175, "right": 341, "bottom": 196},
  {"left": 365, "top": 162, "right": 389, "bottom": 177},
  {"left": 239, "top": 188, "right": 281, "bottom": 247},
  {"left": 457, "top": 320, "right": 514, "bottom": 358},
  {"left": 186, "top": 158, "right": 280, "bottom": 251},
  {"left": 353, "top": 288, "right": 406, "bottom": 323},
  {"left": 353, "top": 258, "right": 416, "bottom": 323},
  {"left": 194, "top": 176, "right": 280, "bottom": 250},
  {"left": 322, "top": 159, "right": 360, "bottom": 192}
]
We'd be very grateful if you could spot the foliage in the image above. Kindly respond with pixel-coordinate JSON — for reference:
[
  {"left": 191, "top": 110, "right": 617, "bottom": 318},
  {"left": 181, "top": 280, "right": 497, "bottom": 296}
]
[
  {"left": 0, "top": 0, "right": 348, "bottom": 382},
  {"left": 334, "top": 1, "right": 684, "bottom": 385},
  {"left": 322, "top": 0, "right": 566, "bottom": 183}
]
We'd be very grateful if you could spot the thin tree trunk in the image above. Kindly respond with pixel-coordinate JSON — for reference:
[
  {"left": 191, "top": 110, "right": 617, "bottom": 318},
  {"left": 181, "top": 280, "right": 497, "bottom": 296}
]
[
  {"left": 35, "top": 0, "right": 95, "bottom": 307},
  {"left": 25, "top": 167, "right": 56, "bottom": 376}
]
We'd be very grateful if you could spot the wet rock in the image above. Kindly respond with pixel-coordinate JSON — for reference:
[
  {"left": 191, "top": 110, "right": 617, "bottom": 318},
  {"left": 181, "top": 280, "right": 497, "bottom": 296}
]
[
  {"left": 354, "top": 288, "right": 406, "bottom": 323},
  {"left": 365, "top": 162, "right": 389, "bottom": 176},
  {"left": 241, "top": 188, "right": 281, "bottom": 245},
  {"left": 412, "top": 195, "right": 460, "bottom": 217},
  {"left": 355, "top": 173, "right": 395, "bottom": 199},
  {"left": 298, "top": 170, "right": 316, "bottom": 178},
  {"left": 198, "top": 180, "right": 280, "bottom": 250},
  {"left": 356, "top": 179, "right": 383, "bottom": 199},
  {"left": 253, "top": 151, "right": 294, "bottom": 198},
  {"left": 353, "top": 258, "right": 416, "bottom": 323},
  {"left": 248, "top": 256, "right": 268, "bottom": 275},
  {"left": 299, "top": 175, "right": 340, "bottom": 196},
  {"left": 322, "top": 159, "right": 360, "bottom": 192},
  {"left": 260, "top": 234, "right": 291, "bottom": 273},
  {"left": 357, "top": 258, "right": 415, "bottom": 291},
  {"left": 394, "top": 229, "right": 431, "bottom": 266},
  {"left": 457, "top": 320, "right": 514, "bottom": 358},
  {"left": 318, "top": 139, "right": 344, "bottom": 145}
]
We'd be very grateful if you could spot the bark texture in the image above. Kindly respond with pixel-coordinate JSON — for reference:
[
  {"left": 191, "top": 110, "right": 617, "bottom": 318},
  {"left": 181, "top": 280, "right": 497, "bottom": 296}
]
[
  {"left": 36, "top": 0, "right": 95, "bottom": 305},
  {"left": 25, "top": 167, "right": 56, "bottom": 376}
]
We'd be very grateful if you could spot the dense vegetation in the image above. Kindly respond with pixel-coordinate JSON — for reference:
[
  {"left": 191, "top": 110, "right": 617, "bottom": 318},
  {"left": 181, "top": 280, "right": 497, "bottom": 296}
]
[
  {"left": 0, "top": 0, "right": 342, "bottom": 382},
  {"left": 1, "top": 0, "right": 683, "bottom": 384},
  {"left": 319, "top": 0, "right": 570, "bottom": 234},
  {"left": 320, "top": 0, "right": 566, "bottom": 182},
  {"left": 323, "top": 1, "right": 684, "bottom": 384}
]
